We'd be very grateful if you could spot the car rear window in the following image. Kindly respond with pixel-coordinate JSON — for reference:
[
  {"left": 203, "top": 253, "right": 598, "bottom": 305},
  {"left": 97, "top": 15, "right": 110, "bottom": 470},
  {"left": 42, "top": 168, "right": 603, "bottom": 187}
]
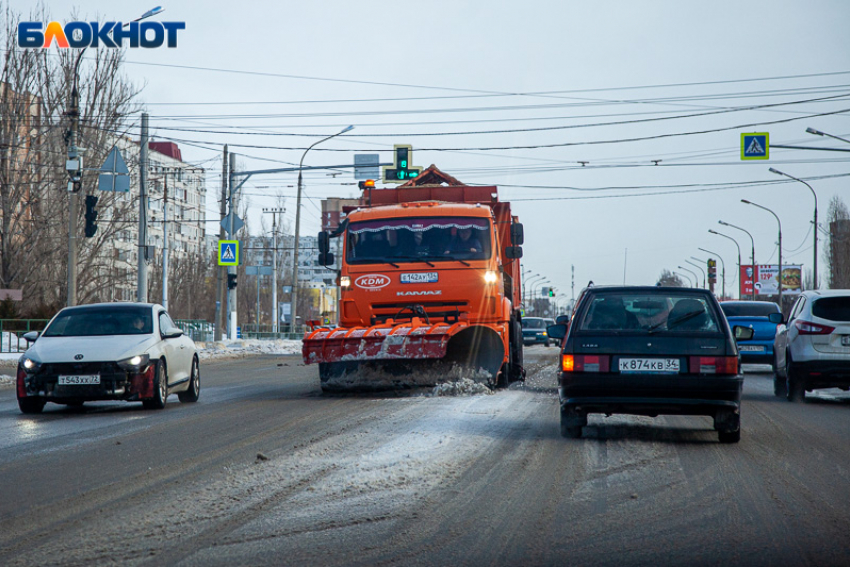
[
  {"left": 522, "top": 318, "right": 546, "bottom": 329},
  {"left": 811, "top": 296, "right": 850, "bottom": 322},
  {"left": 720, "top": 302, "right": 779, "bottom": 317},
  {"left": 578, "top": 292, "right": 720, "bottom": 333}
]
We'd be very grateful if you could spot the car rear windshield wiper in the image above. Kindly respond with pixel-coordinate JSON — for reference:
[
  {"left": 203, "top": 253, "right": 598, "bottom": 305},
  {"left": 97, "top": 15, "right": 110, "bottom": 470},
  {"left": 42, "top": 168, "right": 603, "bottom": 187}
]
[{"left": 659, "top": 310, "right": 705, "bottom": 331}]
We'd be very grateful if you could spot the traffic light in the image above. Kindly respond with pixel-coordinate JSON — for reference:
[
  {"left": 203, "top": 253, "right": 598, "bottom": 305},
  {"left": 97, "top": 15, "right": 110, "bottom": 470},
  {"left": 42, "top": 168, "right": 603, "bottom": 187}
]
[
  {"left": 549, "top": 288, "right": 555, "bottom": 297},
  {"left": 84, "top": 195, "right": 98, "bottom": 238},
  {"left": 227, "top": 273, "right": 238, "bottom": 289},
  {"left": 383, "top": 145, "right": 422, "bottom": 183},
  {"left": 707, "top": 259, "right": 717, "bottom": 283}
]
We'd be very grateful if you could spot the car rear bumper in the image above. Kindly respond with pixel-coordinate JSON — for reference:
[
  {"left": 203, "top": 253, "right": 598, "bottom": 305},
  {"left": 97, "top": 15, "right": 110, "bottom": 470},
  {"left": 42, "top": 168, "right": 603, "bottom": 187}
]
[
  {"left": 791, "top": 360, "right": 850, "bottom": 389},
  {"left": 560, "top": 373, "right": 742, "bottom": 417},
  {"left": 738, "top": 342, "right": 774, "bottom": 364}
]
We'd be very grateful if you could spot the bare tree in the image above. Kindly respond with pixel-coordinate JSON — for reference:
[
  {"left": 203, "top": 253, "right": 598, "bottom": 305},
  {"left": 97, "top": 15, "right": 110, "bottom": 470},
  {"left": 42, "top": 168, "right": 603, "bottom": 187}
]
[
  {"left": 0, "top": 3, "right": 142, "bottom": 315},
  {"left": 657, "top": 269, "right": 684, "bottom": 287},
  {"left": 824, "top": 195, "right": 850, "bottom": 289}
]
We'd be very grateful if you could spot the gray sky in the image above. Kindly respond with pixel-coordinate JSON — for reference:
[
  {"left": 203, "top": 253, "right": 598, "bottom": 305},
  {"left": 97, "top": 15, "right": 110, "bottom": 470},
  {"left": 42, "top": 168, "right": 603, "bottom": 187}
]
[{"left": 25, "top": 0, "right": 850, "bottom": 298}]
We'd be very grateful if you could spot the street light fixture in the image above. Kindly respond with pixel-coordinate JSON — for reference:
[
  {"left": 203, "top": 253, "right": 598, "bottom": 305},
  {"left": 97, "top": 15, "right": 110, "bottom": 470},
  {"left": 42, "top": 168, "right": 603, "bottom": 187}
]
[
  {"left": 677, "top": 265, "right": 698, "bottom": 288},
  {"left": 719, "top": 220, "right": 756, "bottom": 300},
  {"left": 525, "top": 274, "right": 544, "bottom": 305},
  {"left": 769, "top": 167, "right": 818, "bottom": 289},
  {"left": 741, "top": 199, "right": 783, "bottom": 308},
  {"left": 289, "top": 125, "right": 354, "bottom": 333},
  {"left": 698, "top": 247, "right": 726, "bottom": 298},
  {"left": 685, "top": 259, "right": 707, "bottom": 288},
  {"left": 806, "top": 127, "right": 850, "bottom": 145}
]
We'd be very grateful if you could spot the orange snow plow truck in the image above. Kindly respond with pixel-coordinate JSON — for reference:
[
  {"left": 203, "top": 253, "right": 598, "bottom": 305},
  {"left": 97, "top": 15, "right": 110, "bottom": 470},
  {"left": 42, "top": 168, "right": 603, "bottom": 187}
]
[{"left": 303, "top": 168, "right": 526, "bottom": 391}]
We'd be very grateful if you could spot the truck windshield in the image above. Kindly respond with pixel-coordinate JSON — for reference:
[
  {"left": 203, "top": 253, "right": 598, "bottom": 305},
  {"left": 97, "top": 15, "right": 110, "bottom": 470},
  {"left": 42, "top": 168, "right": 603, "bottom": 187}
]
[{"left": 346, "top": 216, "right": 492, "bottom": 264}]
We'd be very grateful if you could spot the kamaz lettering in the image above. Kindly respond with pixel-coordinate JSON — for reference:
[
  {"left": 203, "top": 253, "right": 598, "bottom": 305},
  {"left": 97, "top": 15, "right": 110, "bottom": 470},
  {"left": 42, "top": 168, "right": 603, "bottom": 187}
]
[{"left": 396, "top": 290, "right": 442, "bottom": 297}]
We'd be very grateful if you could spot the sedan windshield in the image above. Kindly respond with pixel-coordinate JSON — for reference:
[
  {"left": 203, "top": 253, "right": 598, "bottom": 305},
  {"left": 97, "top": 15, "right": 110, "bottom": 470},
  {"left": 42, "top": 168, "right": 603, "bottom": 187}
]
[
  {"left": 42, "top": 306, "right": 153, "bottom": 337},
  {"left": 346, "top": 216, "right": 492, "bottom": 264},
  {"left": 578, "top": 293, "right": 720, "bottom": 333}
]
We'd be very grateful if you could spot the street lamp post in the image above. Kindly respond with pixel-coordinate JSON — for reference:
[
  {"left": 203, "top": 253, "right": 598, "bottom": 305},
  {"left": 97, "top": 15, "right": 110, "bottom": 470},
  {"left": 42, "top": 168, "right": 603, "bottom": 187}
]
[
  {"left": 677, "top": 265, "right": 698, "bottom": 288},
  {"left": 770, "top": 167, "right": 818, "bottom": 289},
  {"left": 525, "top": 274, "right": 544, "bottom": 307},
  {"left": 290, "top": 125, "right": 353, "bottom": 334},
  {"left": 673, "top": 271, "right": 694, "bottom": 287},
  {"left": 719, "top": 220, "right": 756, "bottom": 300},
  {"left": 685, "top": 259, "right": 707, "bottom": 288},
  {"left": 531, "top": 280, "right": 550, "bottom": 313},
  {"left": 742, "top": 199, "right": 783, "bottom": 309},
  {"left": 698, "top": 247, "right": 726, "bottom": 298},
  {"left": 708, "top": 229, "right": 741, "bottom": 298}
]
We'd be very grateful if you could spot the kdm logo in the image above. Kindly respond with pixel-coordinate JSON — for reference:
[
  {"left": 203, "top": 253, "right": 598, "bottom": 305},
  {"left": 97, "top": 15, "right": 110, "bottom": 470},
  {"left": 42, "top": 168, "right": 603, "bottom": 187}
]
[
  {"left": 354, "top": 274, "right": 390, "bottom": 290},
  {"left": 18, "top": 20, "right": 185, "bottom": 49}
]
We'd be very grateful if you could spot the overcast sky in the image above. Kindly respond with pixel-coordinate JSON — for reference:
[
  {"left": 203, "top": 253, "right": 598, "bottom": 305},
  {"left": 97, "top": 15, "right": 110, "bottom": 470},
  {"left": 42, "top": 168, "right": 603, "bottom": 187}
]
[{"left": 21, "top": 0, "right": 850, "bottom": 299}]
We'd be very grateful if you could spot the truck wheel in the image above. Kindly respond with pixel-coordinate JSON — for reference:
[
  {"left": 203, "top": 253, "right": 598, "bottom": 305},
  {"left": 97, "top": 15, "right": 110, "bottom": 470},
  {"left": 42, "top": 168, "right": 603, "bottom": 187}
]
[{"left": 508, "top": 318, "right": 524, "bottom": 383}]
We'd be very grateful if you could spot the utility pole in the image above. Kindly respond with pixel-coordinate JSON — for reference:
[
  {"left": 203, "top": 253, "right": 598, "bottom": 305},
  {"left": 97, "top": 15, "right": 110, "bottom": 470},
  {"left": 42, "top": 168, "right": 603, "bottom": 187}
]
[
  {"left": 137, "top": 113, "right": 149, "bottom": 303},
  {"left": 215, "top": 145, "right": 227, "bottom": 341},
  {"left": 66, "top": 71, "right": 81, "bottom": 307},
  {"left": 162, "top": 172, "right": 169, "bottom": 310},
  {"left": 263, "top": 207, "right": 285, "bottom": 334},
  {"left": 227, "top": 152, "right": 237, "bottom": 340}
]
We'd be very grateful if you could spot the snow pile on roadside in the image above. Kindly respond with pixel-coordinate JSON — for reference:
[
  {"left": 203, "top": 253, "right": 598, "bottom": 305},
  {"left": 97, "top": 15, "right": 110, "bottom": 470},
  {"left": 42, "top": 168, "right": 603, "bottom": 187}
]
[
  {"left": 0, "top": 374, "right": 14, "bottom": 386},
  {"left": 432, "top": 377, "right": 493, "bottom": 396},
  {"left": 196, "top": 339, "right": 302, "bottom": 360}
]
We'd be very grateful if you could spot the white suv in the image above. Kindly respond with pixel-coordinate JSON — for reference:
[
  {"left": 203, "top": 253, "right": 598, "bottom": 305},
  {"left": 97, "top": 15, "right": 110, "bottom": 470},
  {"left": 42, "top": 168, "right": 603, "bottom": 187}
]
[{"left": 774, "top": 290, "right": 850, "bottom": 401}]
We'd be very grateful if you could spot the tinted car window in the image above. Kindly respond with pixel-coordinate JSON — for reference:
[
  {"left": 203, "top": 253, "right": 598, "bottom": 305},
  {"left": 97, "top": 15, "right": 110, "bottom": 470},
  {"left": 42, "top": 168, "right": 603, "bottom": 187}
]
[
  {"left": 42, "top": 306, "right": 153, "bottom": 337},
  {"left": 522, "top": 318, "right": 546, "bottom": 329},
  {"left": 811, "top": 296, "right": 850, "bottom": 322},
  {"left": 578, "top": 293, "right": 720, "bottom": 333},
  {"left": 720, "top": 303, "right": 780, "bottom": 317}
]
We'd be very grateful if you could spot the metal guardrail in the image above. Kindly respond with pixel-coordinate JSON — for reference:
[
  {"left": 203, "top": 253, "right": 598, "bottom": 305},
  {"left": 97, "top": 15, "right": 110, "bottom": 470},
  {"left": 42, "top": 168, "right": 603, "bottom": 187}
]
[
  {"left": 173, "top": 319, "right": 216, "bottom": 343},
  {"left": 0, "top": 319, "right": 50, "bottom": 354},
  {"left": 172, "top": 321, "right": 306, "bottom": 342}
]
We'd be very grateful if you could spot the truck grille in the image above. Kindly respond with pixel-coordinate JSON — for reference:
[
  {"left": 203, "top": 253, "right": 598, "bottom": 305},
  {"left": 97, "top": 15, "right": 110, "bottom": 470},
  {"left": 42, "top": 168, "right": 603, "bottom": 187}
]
[{"left": 370, "top": 301, "right": 469, "bottom": 325}]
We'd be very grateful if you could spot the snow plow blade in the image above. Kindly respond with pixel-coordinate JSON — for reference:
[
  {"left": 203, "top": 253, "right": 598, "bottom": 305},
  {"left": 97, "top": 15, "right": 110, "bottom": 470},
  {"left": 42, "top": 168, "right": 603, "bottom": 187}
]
[{"left": 303, "top": 318, "right": 468, "bottom": 364}]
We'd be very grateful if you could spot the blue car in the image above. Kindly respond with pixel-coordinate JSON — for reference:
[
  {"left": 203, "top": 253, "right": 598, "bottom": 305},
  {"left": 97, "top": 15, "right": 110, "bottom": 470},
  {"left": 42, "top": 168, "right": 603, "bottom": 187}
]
[{"left": 720, "top": 300, "right": 781, "bottom": 368}]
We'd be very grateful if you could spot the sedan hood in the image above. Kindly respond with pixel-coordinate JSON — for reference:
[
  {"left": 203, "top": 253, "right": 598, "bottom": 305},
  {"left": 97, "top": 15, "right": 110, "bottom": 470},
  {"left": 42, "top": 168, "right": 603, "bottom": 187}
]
[{"left": 24, "top": 335, "right": 157, "bottom": 364}]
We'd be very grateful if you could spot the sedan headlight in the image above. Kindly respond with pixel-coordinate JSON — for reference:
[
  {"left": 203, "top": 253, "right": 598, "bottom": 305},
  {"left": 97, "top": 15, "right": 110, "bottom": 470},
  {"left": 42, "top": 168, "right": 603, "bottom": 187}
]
[
  {"left": 483, "top": 270, "right": 498, "bottom": 284},
  {"left": 117, "top": 353, "right": 150, "bottom": 371},
  {"left": 21, "top": 357, "right": 41, "bottom": 371}
]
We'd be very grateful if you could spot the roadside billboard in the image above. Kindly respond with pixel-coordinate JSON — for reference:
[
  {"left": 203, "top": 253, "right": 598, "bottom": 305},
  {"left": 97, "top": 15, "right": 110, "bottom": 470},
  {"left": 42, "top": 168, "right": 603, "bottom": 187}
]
[{"left": 740, "top": 265, "right": 802, "bottom": 297}]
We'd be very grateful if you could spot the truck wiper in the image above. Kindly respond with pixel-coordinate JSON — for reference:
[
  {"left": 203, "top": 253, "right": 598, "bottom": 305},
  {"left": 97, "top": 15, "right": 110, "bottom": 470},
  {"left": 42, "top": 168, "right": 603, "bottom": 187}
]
[{"left": 391, "top": 255, "right": 436, "bottom": 267}]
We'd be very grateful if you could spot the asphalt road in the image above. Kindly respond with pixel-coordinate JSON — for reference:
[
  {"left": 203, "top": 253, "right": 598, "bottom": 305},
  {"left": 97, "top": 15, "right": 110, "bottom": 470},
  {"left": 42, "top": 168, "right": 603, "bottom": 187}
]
[{"left": 1, "top": 348, "right": 849, "bottom": 566}]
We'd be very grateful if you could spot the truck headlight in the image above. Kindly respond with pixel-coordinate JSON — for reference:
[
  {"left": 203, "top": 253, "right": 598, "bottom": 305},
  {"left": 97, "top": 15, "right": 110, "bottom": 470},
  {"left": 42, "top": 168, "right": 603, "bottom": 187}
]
[
  {"left": 484, "top": 271, "right": 498, "bottom": 284},
  {"left": 340, "top": 276, "right": 351, "bottom": 288}
]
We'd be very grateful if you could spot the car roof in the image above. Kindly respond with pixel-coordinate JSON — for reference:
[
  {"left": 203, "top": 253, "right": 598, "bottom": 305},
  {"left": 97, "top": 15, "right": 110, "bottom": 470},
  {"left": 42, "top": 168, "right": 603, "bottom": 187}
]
[
  {"left": 60, "top": 302, "right": 163, "bottom": 311},
  {"left": 800, "top": 289, "right": 850, "bottom": 298},
  {"left": 584, "top": 285, "right": 714, "bottom": 296}
]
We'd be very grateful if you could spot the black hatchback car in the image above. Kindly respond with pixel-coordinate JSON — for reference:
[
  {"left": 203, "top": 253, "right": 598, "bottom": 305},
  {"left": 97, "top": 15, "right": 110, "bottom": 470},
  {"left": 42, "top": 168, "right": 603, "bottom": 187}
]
[{"left": 548, "top": 286, "right": 753, "bottom": 443}]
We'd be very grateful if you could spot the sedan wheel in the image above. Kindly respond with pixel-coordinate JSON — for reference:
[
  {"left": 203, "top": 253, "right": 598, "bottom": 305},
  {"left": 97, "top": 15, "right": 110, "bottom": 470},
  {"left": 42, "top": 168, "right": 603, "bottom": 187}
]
[
  {"left": 143, "top": 361, "right": 168, "bottom": 410},
  {"left": 786, "top": 359, "right": 805, "bottom": 403},
  {"left": 178, "top": 357, "right": 200, "bottom": 403},
  {"left": 18, "top": 397, "right": 46, "bottom": 414}
]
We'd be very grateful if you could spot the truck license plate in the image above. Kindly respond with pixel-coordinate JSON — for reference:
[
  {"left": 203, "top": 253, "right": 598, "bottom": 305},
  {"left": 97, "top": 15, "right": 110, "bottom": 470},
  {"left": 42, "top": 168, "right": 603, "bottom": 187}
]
[
  {"left": 619, "top": 358, "right": 679, "bottom": 373},
  {"left": 401, "top": 272, "right": 438, "bottom": 284},
  {"left": 58, "top": 375, "right": 100, "bottom": 385}
]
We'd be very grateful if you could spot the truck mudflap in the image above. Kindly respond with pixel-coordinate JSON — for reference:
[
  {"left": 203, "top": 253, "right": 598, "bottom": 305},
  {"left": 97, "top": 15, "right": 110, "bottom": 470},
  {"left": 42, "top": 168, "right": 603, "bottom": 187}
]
[{"left": 303, "top": 318, "right": 469, "bottom": 365}]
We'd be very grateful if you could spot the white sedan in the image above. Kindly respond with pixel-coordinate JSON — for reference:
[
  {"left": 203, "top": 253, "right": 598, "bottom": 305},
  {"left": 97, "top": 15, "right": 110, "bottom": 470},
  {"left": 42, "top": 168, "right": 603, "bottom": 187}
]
[{"left": 16, "top": 303, "right": 199, "bottom": 413}]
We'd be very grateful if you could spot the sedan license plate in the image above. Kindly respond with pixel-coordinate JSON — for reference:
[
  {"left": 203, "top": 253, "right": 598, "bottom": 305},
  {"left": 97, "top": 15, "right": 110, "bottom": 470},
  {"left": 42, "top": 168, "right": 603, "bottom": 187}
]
[
  {"left": 842, "top": 336, "right": 850, "bottom": 347},
  {"left": 58, "top": 374, "right": 100, "bottom": 385},
  {"left": 739, "top": 345, "right": 765, "bottom": 352},
  {"left": 619, "top": 358, "right": 679, "bottom": 373}
]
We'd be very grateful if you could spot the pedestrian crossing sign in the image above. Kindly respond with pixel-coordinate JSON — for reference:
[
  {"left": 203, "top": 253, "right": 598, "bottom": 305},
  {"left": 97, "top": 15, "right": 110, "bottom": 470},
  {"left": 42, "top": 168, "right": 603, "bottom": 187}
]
[
  {"left": 741, "top": 132, "right": 769, "bottom": 160},
  {"left": 218, "top": 240, "right": 239, "bottom": 266}
]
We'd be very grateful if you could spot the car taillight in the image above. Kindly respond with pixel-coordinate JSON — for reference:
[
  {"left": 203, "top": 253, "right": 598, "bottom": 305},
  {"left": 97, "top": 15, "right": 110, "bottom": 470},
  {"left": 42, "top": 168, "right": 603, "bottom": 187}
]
[
  {"left": 689, "top": 356, "right": 738, "bottom": 375},
  {"left": 17, "top": 367, "right": 27, "bottom": 398},
  {"left": 562, "top": 354, "right": 610, "bottom": 372},
  {"left": 794, "top": 320, "right": 835, "bottom": 335}
]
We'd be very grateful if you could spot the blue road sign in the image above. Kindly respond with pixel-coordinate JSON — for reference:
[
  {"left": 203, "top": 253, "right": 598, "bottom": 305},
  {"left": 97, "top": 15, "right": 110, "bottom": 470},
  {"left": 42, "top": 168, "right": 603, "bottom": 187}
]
[
  {"left": 741, "top": 133, "right": 769, "bottom": 160},
  {"left": 218, "top": 240, "right": 239, "bottom": 266}
]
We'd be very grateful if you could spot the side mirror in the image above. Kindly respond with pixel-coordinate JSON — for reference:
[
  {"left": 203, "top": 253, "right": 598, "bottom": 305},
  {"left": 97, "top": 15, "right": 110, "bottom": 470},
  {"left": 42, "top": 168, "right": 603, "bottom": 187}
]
[
  {"left": 768, "top": 312, "right": 783, "bottom": 324},
  {"left": 555, "top": 314, "right": 571, "bottom": 325},
  {"left": 166, "top": 329, "right": 184, "bottom": 339},
  {"left": 733, "top": 326, "right": 755, "bottom": 341},
  {"left": 510, "top": 223, "right": 524, "bottom": 245},
  {"left": 505, "top": 246, "right": 523, "bottom": 259},
  {"left": 547, "top": 323, "right": 567, "bottom": 340},
  {"left": 22, "top": 331, "right": 40, "bottom": 343}
]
